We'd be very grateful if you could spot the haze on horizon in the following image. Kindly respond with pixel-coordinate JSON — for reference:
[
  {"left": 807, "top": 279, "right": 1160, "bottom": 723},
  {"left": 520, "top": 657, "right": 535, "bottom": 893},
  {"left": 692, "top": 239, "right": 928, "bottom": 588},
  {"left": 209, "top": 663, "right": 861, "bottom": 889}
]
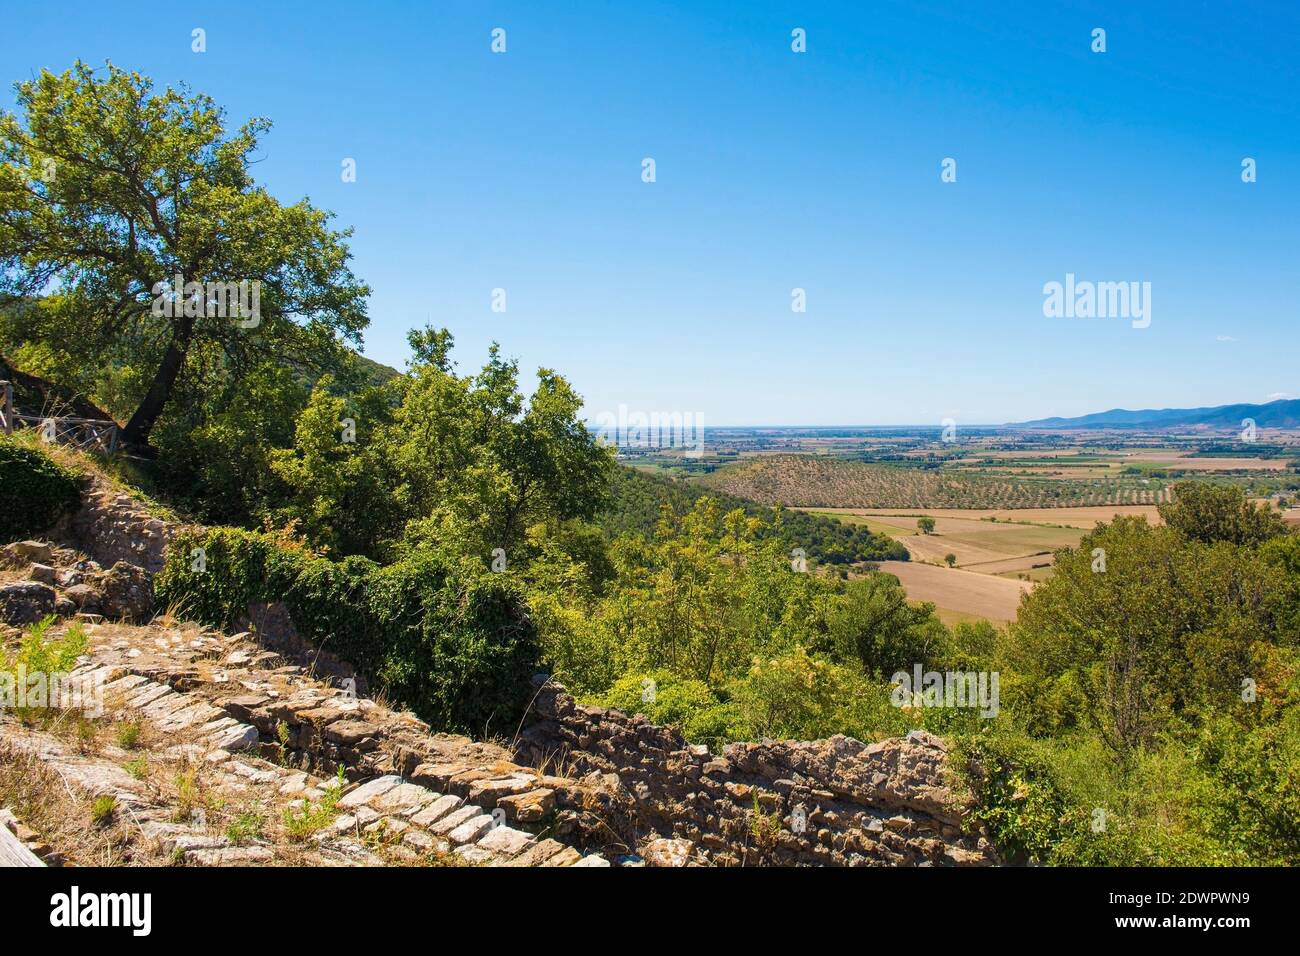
[
  {"left": 4, "top": 0, "right": 1297, "bottom": 427},
  {"left": 588, "top": 392, "right": 1300, "bottom": 432}
]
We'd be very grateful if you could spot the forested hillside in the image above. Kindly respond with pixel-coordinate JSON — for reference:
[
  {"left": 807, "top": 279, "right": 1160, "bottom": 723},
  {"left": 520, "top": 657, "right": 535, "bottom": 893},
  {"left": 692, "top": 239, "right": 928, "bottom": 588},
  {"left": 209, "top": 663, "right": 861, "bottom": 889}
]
[{"left": 604, "top": 467, "right": 909, "bottom": 565}]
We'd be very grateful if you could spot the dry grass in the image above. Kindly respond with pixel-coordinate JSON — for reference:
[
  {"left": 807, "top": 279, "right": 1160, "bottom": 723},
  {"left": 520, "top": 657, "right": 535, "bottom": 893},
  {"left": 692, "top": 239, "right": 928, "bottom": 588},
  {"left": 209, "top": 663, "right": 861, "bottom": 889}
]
[
  {"left": 0, "top": 738, "right": 140, "bottom": 865},
  {"left": 22, "top": 433, "right": 182, "bottom": 522}
]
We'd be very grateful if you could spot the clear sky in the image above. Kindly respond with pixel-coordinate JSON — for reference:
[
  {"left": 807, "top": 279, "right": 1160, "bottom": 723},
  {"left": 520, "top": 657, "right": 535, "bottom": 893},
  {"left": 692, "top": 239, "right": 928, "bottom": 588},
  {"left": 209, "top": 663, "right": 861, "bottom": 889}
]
[{"left": 2, "top": 1, "right": 1298, "bottom": 425}]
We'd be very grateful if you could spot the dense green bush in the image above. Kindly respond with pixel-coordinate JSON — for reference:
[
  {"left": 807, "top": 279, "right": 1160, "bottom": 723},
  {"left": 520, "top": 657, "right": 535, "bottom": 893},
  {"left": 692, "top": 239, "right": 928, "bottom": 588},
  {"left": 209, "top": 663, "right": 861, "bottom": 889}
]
[
  {"left": 970, "top": 489, "right": 1300, "bottom": 866},
  {"left": 156, "top": 527, "right": 539, "bottom": 735},
  {"left": 0, "top": 438, "right": 83, "bottom": 540},
  {"left": 957, "top": 727, "right": 1253, "bottom": 866}
]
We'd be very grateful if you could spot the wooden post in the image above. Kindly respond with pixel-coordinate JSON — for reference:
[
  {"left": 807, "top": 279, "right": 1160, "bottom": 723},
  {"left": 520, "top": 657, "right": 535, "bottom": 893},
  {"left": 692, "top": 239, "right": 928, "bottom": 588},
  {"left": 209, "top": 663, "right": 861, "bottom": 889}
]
[
  {"left": 0, "top": 381, "right": 12, "bottom": 436},
  {"left": 0, "top": 816, "right": 46, "bottom": 867}
]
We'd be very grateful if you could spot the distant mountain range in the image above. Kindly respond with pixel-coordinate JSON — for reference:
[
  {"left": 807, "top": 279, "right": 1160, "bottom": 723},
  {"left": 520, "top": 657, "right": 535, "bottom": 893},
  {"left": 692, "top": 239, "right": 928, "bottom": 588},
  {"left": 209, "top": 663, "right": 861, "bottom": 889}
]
[{"left": 1012, "top": 399, "right": 1300, "bottom": 430}]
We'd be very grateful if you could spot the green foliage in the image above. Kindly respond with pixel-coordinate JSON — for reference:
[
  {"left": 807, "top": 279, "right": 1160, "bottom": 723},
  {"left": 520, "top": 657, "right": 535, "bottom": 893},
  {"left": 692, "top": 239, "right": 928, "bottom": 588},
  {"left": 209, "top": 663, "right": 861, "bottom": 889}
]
[
  {"left": 604, "top": 466, "right": 908, "bottom": 564},
  {"left": 597, "top": 670, "right": 726, "bottom": 733},
  {"left": 593, "top": 657, "right": 911, "bottom": 750},
  {"left": 967, "top": 490, "right": 1300, "bottom": 865},
  {"left": 269, "top": 331, "right": 613, "bottom": 563},
  {"left": 1188, "top": 649, "right": 1300, "bottom": 864},
  {"left": 0, "top": 437, "right": 83, "bottom": 539},
  {"left": 959, "top": 731, "right": 1079, "bottom": 864},
  {"left": 821, "top": 573, "right": 951, "bottom": 677},
  {"left": 1, "top": 616, "right": 88, "bottom": 724},
  {"left": 90, "top": 795, "right": 117, "bottom": 827},
  {"left": 546, "top": 497, "right": 948, "bottom": 746},
  {"left": 267, "top": 375, "right": 398, "bottom": 556},
  {"left": 1002, "top": 515, "right": 1289, "bottom": 752},
  {"left": 0, "top": 61, "right": 370, "bottom": 445},
  {"left": 156, "top": 527, "right": 538, "bottom": 735},
  {"left": 1159, "top": 481, "right": 1287, "bottom": 546},
  {"left": 224, "top": 810, "right": 266, "bottom": 845},
  {"left": 282, "top": 767, "right": 346, "bottom": 842},
  {"left": 958, "top": 725, "right": 1264, "bottom": 866},
  {"left": 150, "top": 357, "right": 310, "bottom": 525},
  {"left": 731, "top": 647, "right": 909, "bottom": 743},
  {"left": 115, "top": 721, "right": 142, "bottom": 749}
]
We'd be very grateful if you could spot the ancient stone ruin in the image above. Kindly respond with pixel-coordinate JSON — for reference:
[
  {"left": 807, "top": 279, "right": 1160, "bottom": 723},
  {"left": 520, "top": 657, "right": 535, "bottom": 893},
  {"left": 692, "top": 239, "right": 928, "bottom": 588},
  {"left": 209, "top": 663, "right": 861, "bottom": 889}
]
[{"left": 0, "top": 474, "right": 996, "bottom": 866}]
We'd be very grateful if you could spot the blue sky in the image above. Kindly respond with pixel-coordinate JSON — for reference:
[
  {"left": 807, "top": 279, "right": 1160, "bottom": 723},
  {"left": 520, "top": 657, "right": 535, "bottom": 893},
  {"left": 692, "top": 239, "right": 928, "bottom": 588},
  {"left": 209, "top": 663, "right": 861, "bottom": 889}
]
[{"left": 3, "top": 1, "right": 1298, "bottom": 425}]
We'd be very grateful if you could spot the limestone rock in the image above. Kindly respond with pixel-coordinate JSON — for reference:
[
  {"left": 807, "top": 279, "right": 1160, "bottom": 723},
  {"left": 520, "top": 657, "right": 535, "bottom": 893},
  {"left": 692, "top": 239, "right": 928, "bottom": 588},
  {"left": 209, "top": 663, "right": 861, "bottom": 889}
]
[
  {"left": 97, "top": 562, "right": 153, "bottom": 621},
  {"left": 476, "top": 824, "right": 535, "bottom": 857},
  {"left": 642, "top": 837, "right": 694, "bottom": 867},
  {"left": 0, "top": 581, "right": 56, "bottom": 624},
  {"left": 335, "top": 775, "right": 402, "bottom": 810},
  {"left": 3, "top": 541, "right": 54, "bottom": 565},
  {"left": 496, "top": 787, "right": 554, "bottom": 823},
  {"left": 28, "top": 563, "right": 56, "bottom": 584},
  {"left": 446, "top": 813, "right": 494, "bottom": 846},
  {"left": 62, "top": 583, "right": 104, "bottom": 613}
]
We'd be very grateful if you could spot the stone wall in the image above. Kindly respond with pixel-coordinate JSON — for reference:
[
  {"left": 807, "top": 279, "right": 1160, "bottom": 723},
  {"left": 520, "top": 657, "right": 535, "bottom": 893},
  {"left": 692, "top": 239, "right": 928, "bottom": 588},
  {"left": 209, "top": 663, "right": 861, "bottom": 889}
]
[
  {"left": 62, "top": 481, "right": 179, "bottom": 575},
  {"left": 44, "top": 480, "right": 363, "bottom": 683},
  {"left": 22, "top": 471, "right": 998, "bottom": 866},
  {"left": 514, "top": 676, "right": 997, "bottom": 866}
]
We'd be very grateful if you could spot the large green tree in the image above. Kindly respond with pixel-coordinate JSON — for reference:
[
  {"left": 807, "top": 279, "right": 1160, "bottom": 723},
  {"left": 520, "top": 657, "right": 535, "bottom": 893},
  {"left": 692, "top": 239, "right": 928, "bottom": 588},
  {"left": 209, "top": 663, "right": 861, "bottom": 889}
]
[
  {"left": 0, "top": 62, "right": 369, "bottom": 446},
  {"left": 1158, "top": 481, "right": 1287, "bottom": 547},
  {"left": 270, "top": 329, "right": 614, "bottom": 562}
]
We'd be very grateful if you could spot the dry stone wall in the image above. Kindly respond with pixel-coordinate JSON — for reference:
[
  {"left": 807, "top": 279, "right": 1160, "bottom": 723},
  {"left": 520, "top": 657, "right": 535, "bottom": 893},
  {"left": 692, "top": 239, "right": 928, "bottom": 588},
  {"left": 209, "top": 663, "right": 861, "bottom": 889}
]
[
  {"left": 8, "top": 469, "right": 999, "bottom": 866},
  {"left": 515, "top": 677, "right": 997, "bottom": 866},
  {"left": 62, "top": 482, "right": 180, "bottom": 575}
]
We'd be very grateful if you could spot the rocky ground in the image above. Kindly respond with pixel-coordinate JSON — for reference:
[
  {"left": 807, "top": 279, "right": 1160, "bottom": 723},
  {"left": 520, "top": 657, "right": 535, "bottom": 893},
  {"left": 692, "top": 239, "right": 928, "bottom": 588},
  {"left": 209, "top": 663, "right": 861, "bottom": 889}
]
[
  {"left": 0, "top": 541, "right": 612, "bottom": 867},
  {"left": 0, "top": 538, "right": 153, "bottom": 625}
]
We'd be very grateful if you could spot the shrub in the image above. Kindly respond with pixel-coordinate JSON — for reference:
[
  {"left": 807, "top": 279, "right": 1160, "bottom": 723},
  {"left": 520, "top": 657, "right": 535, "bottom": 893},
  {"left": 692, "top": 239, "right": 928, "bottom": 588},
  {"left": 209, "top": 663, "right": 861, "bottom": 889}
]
[
  {"left": 958, "top": 728, "right": 1230, "bottom": 866},
  {"left": 90, "top": 795, "right": 117, "bottom": 827},
  {"left": 596, "top": 670, "right": 721, "bottom": 729},
  {"left": 0, "top": 437, "right": 83, "bottom": 540},
  {"left": 115, "top": 721, "right": 142, "bottom": 749},
  {"left": 156, "top": 527, "right": 539, "bottom": 735},
  {"left": 1, "top": 616, "right": 88, "bottom": 724}
]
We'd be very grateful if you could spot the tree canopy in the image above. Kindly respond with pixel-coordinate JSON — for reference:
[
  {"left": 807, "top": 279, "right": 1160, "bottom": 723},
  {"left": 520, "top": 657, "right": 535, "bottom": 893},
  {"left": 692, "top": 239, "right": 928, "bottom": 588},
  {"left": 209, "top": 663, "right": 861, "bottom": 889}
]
[{"left": 0, "top": 62, "right": 369, "bottom": 445}]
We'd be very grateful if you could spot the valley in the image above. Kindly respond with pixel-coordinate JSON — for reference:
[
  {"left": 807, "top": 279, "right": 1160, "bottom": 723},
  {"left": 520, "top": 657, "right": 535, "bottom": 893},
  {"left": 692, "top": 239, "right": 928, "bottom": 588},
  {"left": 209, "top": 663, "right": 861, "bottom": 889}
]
[{"left": 625, "top": 423, "right": 1300, "bottom": 626}]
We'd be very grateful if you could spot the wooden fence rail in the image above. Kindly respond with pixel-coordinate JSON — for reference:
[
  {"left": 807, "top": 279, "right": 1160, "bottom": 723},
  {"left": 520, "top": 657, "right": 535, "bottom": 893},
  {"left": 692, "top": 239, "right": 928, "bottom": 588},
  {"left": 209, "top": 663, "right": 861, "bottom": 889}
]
[{"left": 0, "top": 380, "right": 119, "bottom": 454}]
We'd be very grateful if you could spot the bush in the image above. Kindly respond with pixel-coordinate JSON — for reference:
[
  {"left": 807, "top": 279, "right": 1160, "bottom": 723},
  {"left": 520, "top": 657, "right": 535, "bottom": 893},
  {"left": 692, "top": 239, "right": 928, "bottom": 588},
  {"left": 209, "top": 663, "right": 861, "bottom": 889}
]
[
  {"left": 958, "top": 728, "right": 1232, "bottom": 866},
  {"left": 0, "top": 438, "right": 83, "bottom": 540},
  {"left": 156, "top": 527, "right": 538, "bottom": 735},
  {"left": 1, "top": 616, "right": 88, "bottom": 724}
]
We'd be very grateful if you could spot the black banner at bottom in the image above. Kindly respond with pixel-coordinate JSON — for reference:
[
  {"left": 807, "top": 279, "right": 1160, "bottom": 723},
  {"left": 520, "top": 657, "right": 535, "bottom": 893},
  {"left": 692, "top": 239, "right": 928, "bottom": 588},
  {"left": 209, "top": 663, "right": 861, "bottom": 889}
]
[{"left": 5, "top": 865, "right": 1278, "bottom": 940}]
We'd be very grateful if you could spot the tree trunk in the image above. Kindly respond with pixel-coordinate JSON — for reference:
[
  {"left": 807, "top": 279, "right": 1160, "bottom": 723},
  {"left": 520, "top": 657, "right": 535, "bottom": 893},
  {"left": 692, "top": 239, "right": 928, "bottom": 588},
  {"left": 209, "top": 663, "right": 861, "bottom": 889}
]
[{"left": 121, "top": 319, "right": 192, "bottom": 448}]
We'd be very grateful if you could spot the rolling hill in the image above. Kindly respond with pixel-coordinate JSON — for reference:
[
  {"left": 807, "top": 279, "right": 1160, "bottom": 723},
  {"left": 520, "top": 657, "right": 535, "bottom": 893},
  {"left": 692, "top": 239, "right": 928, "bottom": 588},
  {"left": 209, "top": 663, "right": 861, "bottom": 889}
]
[
  {"left": 692, "top": 456, "right": 1154, "bottom": 509},
  {"left": 1014, "top": 398, "right": 1300, "bottom": 430}
]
